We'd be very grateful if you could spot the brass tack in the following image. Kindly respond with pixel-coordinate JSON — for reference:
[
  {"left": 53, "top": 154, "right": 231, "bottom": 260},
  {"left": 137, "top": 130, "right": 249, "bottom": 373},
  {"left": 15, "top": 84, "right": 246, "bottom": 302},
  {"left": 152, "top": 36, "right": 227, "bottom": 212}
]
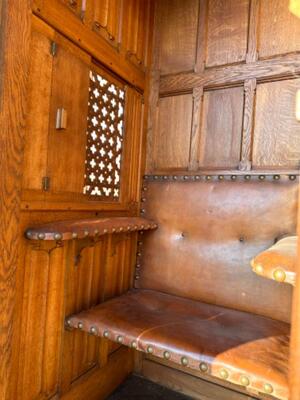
[
  {"left": 136, "top": 264, "right": 141, "bottom": 268},
  {"left": 137, "top": 252, "right": 142, "bottom": 257},
  {"left": 78, "top": 322, "right": 83, "bottom": 330},
  {"left": 112, "top": 228, "right": 116, "bottom": 233},
  {"left": 54, "top": 232, "right": 62, "bottom": 240},
  {"left": 231, "top": 175, "right": 237, "bottom": 180},
  {"left": 154, "top": 176, "right": 158, "bottom": 180},
  {"left": 218, "top": 175, "right": 224, "bottom": 180},
  {"left": 103, "top": 330, "right": 109, "bottom": 338},
  {"left": 163, "top": 176, "right": 168, "bottom": 180},
  {"left": 38, "top": 233, "right": 45, "bottom": 240},
  {"left": 84, "top": 230, "right": 89, "bottom": 237},
  {"left": 140, "top": 225, "right": 144, "bottom": 229},
  {"left": 273, "top": 175, "right": 280, "bottom": 180},
  {"left": 289, "top": 175, "right": 296, "bottom": 181},
  {"left": 173, "top": 176, "right": 178, "bottom": 180},
  {"left": 240, "top": 376, "right": 250, "bottom": 386},
  {"left": 244, "top": 175, "right": 251, "bottom": 180},
  {"left": 66, "top": 319, "right": 72, "bottom": 327},
  {"left": 141, "top": 209, "right": 145, "bottom": 214},
  {"left": 181, "top": 356, "right": 188, "bottom": 366},
  {"left": 138, "top": 241, "right": 143, "bottom": 245},
  {"left": 184, "top": 176, "right": 189, "bottom": 180},
  {"left": 205, "top": 175, "right": 212, "bottom": 181},
  {"left": 219, "top": 369, "right": 229, "bottom": 380},
  {"left": 135, "top": 275, "right": 140, "bottom": 280},
  {"left": 144, "top": 175, "right": 149, "bottom": 180},
  {"left": 72, "top": 232, "right": 78, "bottom": 239},
  {"left": 119, "top": 227, "right": 123, "bottom": 232},
  {"left": 254, "top": 264, "right": 264, "bottom": 275},
  {"left": 273, "top": 268, "right": 286, "bottom": 282},
  {"left": 258, "top": 175, "right": 265, "bottom": 180},
  {"left": 141, "top": 198, "right": 146, "bottom": 202},
  {"left": 131, "top": 341, "right": 137, "bottom": 349},
  {"left": 163, "top": 351, "right": 170, "bottom": 359},
  {"left": 26, "top": 231, "right": 33, "bottom": 239},
  {"left": 117, "top": 335, "right": 123, "bottom": 343},
  {"left": 103, "top": 229, "right": 108, "bottom": 234},
  {"left": 195, "top": 176, "right": 200, "bottom": 180},
  {"left": 199, "top": 362, "right": 208, "bottom": 372},
  {"left": 147, "top": 346, "right": 153, "bottom": 354},
  {"left": 90, "top": 326, "right": 97, "bottom": 335},
  {"left": 127, "top": 226, "right": 131, "bottom": 231},
  {"left": 264, "top": 383, "right": 273, "bottom": 394}
]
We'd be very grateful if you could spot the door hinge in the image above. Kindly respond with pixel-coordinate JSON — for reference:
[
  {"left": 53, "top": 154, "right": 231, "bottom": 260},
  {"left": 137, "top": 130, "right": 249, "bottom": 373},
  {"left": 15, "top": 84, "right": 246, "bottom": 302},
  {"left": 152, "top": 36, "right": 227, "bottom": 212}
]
[
  {"left": 42, "top": 176, "right": 50, "bottom": 191},
  {"left": 50, "top": 41, "right": 57, "bottom": 56}
]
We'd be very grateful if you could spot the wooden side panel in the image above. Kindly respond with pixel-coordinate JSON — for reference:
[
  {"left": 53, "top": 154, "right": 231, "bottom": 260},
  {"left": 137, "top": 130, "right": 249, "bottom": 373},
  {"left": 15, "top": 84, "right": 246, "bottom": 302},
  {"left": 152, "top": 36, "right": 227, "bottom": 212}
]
[
  {"left": 153, "top": 95, "right": 193, "bottom": 170},
  {"left": 198, "top": 87, "right": 244, "bottom": 168},
  {"left": 258, "top": 0, "right": 300, "bottom": 59},
  {"left": 59, "top": 0, "right": 83, "bottom": 18},
  {"left": 252, "top": 79, "right": 300, "bottom": 168},
  {"left": 157, "top": 0, "right": 199, "bottom": 74},
  {"left": 18, "top": 244, "right": 66, "bottom": 400},
  {"left": 205, "top": 0, "right": 249, "bottom": 67},
  {"left": 47, "top": 37, "right": 90, "bottom": 194},
  {"left": 22, "top": 25, "right": 54, "bottom": 191}
]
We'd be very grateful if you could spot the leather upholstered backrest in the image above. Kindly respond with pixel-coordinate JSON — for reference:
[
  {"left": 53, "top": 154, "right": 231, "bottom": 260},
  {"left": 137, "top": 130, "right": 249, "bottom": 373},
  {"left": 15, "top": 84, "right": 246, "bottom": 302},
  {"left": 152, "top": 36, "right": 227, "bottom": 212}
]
[{"left": 136, "top": 178, "right": 298, "bottom": 322}]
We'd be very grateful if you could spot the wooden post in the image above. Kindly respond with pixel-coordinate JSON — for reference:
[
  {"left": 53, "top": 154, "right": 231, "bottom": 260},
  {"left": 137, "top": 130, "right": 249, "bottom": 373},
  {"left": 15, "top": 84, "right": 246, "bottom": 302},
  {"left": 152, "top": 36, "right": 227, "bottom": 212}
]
[
  {"left": 0, "top": 1, "right": 31, "bottom": 399},
  {"left": 290, "top": 186, "right": 300, "bottom": 400}
]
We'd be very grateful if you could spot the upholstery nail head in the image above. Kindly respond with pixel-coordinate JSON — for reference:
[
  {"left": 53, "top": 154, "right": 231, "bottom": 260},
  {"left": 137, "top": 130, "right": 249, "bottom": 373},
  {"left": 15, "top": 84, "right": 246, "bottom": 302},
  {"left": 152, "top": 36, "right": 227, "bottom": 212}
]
[
  {"left": 289, "top": 175, "right": 296, "bottom": 180},
  {"left": 103, "top": 228, "right": 108, "bottom": 234},
  {"left": 38, "top": 233, "right": 45, "bottom": 240},
  {"left": 78, "top": 322, "right": 83, "bottom": 330},
  {"left": 72, "top": 232, "right": 78, "bottom": 239},
  {"left": 163, "top": 176, "right": 168, "bottom": 180},
  {"left": 84, "top": 230, "right": 89, "bottom": 237},
  {"left": 195, "top": 176, "right": 200, "bottom": 180},
  {"left": 54, "top": 232, "right": 62, "bottom": 240},
  {"left": 244, "top": 175, "right": 251, "bottom": 180},
  {"left": 66, "top": 319, "right": 72, "bottom": 327},
  {"left": 218, "top": 175, "right": 224, "bottom": 180},
  {"left": 173, "top": 176, "right": 178, "bottom": 180},
  {"left": 273, "top": 175, "right": 280, "bottom": 180},
  {"left": 219, "top": 369, "right": 229, "bottom": 380},
  {"left": 181, "top": 356, "right": 188, "bottom": 366},
  {"left": 163, "top": 351, "right": 170, "bottom": 359},
  {"left": 103, "top": 330, "right": 109, "bottom": 338},
  {"left": 273, "top": 268, "right": 286, "bottom": 282},
  {"left": 131, "top": 341, "right": 137, "bottom": 349},
  {"left": 258, "top": 175, "right": 265, "bottom": 180},
  {"left": 264, "top": 383, "right": 273, "bottom": 394},
  {"left": 205, "top": 175, "right": 212, "bottom": 181},
  {"left": 147, "top": 345, "right": 153, "bottom": 354},
  {"left": 26, "top": 231, "right": 33, "bottom": 239},
  {"left": 199, "top": 362, "right": 208, "bottom": 372},
  {"left": 117, "top": 335, "right": 123, "bottom": 343},
  {"left": 231, "top": 175, "right": 237, "bottom": 180},
  {"left": 90, "top": 326, "right": 97, "bottom": 335},
  {"left": 240, "top": 376, "right": 250, "bottom": 386},
  {"left": 184, "top": 176, "right": 188, "bottom": 180},
  {"left": 94, "top": 229, "right": 99, "bottom": 235}
]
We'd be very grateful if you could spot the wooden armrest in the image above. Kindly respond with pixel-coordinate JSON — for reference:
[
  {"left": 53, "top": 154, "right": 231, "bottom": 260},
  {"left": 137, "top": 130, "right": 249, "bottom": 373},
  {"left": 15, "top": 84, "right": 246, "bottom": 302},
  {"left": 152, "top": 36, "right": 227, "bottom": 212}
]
[{"left": 251, "top": 236, "right": 297, "bottom": 286}]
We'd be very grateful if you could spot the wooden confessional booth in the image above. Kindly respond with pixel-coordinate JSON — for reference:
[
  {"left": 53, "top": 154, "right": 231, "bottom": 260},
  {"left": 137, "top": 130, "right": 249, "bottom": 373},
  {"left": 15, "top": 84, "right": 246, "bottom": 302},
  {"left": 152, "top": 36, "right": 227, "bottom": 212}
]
[{"left": 1, "top": 1, "right": 300, "bottom": 400}]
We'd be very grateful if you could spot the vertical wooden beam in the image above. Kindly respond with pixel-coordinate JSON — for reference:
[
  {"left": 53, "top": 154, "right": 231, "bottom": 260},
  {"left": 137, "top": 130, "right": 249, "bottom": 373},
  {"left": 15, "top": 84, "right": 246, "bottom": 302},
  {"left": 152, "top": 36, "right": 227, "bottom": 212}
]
[
  {"left": 239, "top": 78, "right": 256, "bottom": 171},
  {"left": 246, "top": 0, "right": 259, "bottom": 63},
  {"left": 290, "top": 205, "right": 300, "bottom": 400},
  {"left": 195, "top": 0, "right": 208, "bottom": 73},
  {"left": 189, "top": 86, "right": 203, "bottom": 171},
  {"left": 0, "top": 1, "right": 31, "bottom": 399}
]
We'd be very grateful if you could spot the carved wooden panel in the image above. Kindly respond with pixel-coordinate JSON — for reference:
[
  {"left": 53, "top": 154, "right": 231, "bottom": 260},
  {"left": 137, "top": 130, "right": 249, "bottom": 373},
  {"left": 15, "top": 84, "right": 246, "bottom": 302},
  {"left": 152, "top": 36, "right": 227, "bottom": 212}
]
[
  {"left": 205, "top": 0, "right": 249, "bottom": 67},
  {"left": 252, "top": 79, "right": 300, "bottom": 168},
  {"left": 198, "top": 87, "right": 244, "bottom": 168},
  {"left": 153, "top": 95, "right": 193, "bottom": 170},
  {"left": 157, "top": 0, "right": 199, "bottom": 74},
  {"left": 22, "top": 27, "right": 54, "bottom": 191},
  {"left": 122, "top": 0, "right": 151, "bottom": 68},
  {"left": 258, "top": 0, "right": 300, "bottom": 59},
  {"left": 60, "top": 0, "right": 83, "bottom": 18},
  {"left": 89, "top": 0, "right": 122, "bottom": 48},
  {"left": 83, "top": 70, "right": 125, "bottom": 200},
  {"left": 47, "top": 37, "right": 90, "bottom": 195}
]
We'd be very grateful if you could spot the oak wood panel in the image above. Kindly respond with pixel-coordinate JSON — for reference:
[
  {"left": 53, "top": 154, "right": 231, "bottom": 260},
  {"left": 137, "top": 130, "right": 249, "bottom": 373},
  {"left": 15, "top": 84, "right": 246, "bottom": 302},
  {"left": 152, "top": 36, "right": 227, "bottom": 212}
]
[
  {"left": 0, "top": 1, "right": 31, "bottom": 399},
  {"left": 60, "top": 0, "right": 83, "bottom": 19},
  {"left": 22, "top": 24, "right": 54, "bottom": 191},
  {"left": 252, "top": 79, "right": 300, "bottom": 168},
  {"left": 258, "top": 0, "right": 300, "bottom": 59},
  {"left": 198, "top": 87, "right": 244, "bottom": 168},
  {"left": 153, "top": 95, "right": 193, "bottom": 170},
  {"left": 47, "top": 35, "right": 90, "bottom": 195},
  {"left": 157, "top": 0, "right": 199, "bottom": 74},
  {"left": 205, "top": 0, "right": 249, "bottom": 67},
  {"left": 160, "top": 53, "right": 300, "bottom": 95}
]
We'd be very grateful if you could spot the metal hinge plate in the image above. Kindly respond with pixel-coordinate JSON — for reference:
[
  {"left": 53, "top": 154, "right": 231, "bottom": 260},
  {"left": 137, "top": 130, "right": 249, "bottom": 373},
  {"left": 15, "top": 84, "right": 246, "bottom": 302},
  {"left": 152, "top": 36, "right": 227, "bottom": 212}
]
[{"left": 42, "top": 176, "right": 50, "bottom": 191}]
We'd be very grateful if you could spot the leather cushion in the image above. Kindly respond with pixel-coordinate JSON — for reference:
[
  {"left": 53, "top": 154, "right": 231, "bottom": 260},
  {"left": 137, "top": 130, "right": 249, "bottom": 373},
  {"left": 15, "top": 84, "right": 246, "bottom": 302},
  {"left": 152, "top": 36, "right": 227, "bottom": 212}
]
[
  {"left": 137, "top": 179, "right": 298, "bottom": 322},
  {"left": 67, "top": 289, "right": 289, "bottom": 400}
]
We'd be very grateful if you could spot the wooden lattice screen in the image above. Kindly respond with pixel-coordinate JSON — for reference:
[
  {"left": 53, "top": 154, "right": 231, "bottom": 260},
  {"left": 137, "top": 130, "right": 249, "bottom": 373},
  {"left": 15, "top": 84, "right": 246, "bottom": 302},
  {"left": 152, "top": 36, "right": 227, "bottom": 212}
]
[{"left": 83, "top": 70, "right": 125, "bottom": 200}]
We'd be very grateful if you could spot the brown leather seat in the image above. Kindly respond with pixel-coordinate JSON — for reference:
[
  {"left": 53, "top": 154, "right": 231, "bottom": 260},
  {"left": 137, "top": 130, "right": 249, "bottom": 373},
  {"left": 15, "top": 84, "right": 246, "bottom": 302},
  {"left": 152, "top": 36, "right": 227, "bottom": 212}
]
[{"left": 67, "top": 288, "right": 289, "bottom": 400}]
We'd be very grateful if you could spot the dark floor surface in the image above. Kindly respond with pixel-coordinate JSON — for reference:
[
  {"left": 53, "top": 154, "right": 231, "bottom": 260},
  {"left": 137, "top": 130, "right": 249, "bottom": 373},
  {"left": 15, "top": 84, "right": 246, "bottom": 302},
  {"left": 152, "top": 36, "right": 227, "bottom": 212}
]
[{"left": 107, "top": 375, "right": 193, "bottom": 400}]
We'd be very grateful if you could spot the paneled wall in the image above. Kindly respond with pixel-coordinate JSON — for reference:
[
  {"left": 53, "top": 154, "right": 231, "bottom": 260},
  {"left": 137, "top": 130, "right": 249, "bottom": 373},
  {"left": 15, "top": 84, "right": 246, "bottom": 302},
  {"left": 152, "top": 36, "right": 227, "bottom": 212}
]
[{"left": 146, "top": 0, "right": 300, "bottom": 174}]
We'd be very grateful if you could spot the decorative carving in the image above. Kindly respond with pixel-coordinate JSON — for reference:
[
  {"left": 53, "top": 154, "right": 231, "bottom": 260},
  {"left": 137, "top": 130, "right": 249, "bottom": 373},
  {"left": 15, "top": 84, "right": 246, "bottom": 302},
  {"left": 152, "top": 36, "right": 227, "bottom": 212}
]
[{"left": 83, "top": 70, "right": 125, "bottom": 201}]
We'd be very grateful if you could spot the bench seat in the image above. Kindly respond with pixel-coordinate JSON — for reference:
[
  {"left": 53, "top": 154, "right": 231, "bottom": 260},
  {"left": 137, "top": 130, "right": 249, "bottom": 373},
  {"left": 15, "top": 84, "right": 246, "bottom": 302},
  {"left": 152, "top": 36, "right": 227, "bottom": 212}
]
[{"left": 66, "top": 289, "right": 289, "bottom": 400}]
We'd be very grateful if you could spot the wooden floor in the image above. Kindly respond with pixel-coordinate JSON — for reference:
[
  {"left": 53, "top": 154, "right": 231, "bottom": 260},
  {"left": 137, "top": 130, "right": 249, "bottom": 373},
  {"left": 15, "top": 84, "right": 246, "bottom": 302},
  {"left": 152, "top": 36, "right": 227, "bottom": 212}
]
[{"left": 107, "top": 375, "right": 192, "bottom": 399}]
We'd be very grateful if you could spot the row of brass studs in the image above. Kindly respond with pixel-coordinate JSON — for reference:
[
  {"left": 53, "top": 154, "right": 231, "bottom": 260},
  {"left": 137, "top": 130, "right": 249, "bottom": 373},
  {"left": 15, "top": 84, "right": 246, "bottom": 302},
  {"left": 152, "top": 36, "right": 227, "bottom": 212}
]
[
  {"left": 144, "top": 174, "right": 297, "bottom": 182},
  {"left": 26, "top": 224, "right": 157, "bottom": 241},
  {"left": 65, "top": 320, "right": 274, "bottom": 395}
]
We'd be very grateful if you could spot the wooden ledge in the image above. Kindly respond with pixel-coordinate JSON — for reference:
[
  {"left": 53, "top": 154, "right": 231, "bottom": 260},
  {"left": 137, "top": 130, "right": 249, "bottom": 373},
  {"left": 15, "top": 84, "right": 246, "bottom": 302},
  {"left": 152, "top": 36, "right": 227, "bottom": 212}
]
[
  {"left": 25, "top": 217, "right": 158, "bottom": 241},
  {"left": 251, "top": 236, "right": 297, "bottom": 286}
]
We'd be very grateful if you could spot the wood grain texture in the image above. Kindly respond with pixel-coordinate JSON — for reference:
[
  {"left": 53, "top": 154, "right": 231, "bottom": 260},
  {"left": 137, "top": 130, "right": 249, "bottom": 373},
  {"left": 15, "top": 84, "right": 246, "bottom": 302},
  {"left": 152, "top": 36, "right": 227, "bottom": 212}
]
[
  {"left": 198, "top": 87, "right": 244, "bottom": 168},
  {"left": 189, "top": 87, "right": 204, "bottom": 170},
  {"left": 252, "top": 79, "right": 300, "bottom": 168},
  {"left": 160, "top": 53, "right": 300, "bottom": 95},
  {"left": 153, "top": 95, "right": 193, "bottom": 170},
  {"left": 206, "top": 0, "right": 249, "bottom": 67},
  {"left": 246, "top": 0, "right": 259, "bottom": 63},
  {"left": 0, "top": 1, "right": 31, "bottom": 399},
  {"left": 239, "top": 78, "right": 256, "bottom": 171},
  {"left": 258, "top": 0, "right": 300, "bottom": 59},
  {"left": 157, "top": 0, "right": 199, "bottom": 74}
]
